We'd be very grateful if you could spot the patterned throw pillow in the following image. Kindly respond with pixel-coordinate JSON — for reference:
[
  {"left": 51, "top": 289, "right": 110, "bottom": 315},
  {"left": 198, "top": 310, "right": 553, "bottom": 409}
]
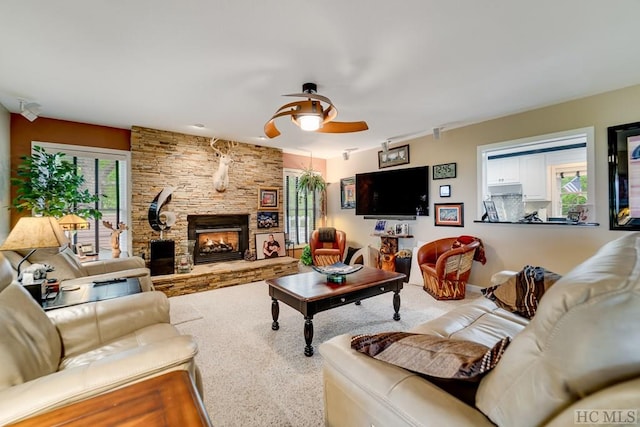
[
  {"left": 482, "top": 265, "right": 561, "bottom": 319},
  {"left": 351, "top": 332, "right": 510, "bottom": 381}
]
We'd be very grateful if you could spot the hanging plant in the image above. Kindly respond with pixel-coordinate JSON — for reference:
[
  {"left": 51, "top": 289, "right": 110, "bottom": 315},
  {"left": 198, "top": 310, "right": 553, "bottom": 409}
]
[
  {"left": 297, "top": 166, "right": 326, "bottom": 194},
  {"left": 11, "top": 145, "right": 104, "bottom": 219}
]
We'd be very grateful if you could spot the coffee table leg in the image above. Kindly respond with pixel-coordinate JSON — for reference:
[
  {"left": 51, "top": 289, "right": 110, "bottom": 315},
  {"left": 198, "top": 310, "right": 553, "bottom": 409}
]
[
  {"left": 271, "top": 298, "right": 280, "bottom": 330},
  {"left": 393, "top": 290, "right": 401, "bottom": 321},
  {"left": 304, "top": 316, "right": 314, "bottom": 357}
]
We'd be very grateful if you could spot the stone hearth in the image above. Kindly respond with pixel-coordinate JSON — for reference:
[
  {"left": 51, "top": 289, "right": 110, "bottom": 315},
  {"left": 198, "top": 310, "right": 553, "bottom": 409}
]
[{"left": 151, "top": 257, "right": 299, "bottom": 297}]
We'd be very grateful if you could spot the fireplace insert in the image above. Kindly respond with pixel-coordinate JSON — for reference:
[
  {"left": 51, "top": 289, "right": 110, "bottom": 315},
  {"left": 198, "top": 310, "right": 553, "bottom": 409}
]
[{"left": 187, "top": 214, "right": 249, "bottom": 264}]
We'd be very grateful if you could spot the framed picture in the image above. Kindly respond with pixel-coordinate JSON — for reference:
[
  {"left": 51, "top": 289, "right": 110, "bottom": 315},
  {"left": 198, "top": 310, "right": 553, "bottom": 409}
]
[
  {"left": 374, "top": 220, "right": 387, "bottom": 233},
  {"left": 255, "top": 232, "right": 286, "bottom": 260},
  {"left": 257, "top": 211, "right": 279, "bottom": 229},
  {"left": 439, "top": 184, "right": 451, "bottom": 197},
  {"left": 378, "top": 144, "right": 410, "bottom": 169},
  {"left": 608, "top": 121, "right": 640, "bottom": 230},
  {"left": 434, "top": 203, "right": 464, "bottom": 227},
  {"left": 340, "top": 177, "right": 356, "bottom": 209},
  {"left": 483, "top": 200, "right": 500, "bottom": 222},
  {"left": 432, "top": 162, "right": 457, "bottom": 180},
  {"left": 258, "top": 187, "right": 278, "bottom": 210}
]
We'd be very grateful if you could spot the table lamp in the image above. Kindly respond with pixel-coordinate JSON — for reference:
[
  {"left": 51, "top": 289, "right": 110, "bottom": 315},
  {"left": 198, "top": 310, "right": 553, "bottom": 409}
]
[
  {"left": 0, "top": 216, "right": 69, "bottom": 279},
  {"left": 58, "top": 214, "right": 90, "bottom": 249}
]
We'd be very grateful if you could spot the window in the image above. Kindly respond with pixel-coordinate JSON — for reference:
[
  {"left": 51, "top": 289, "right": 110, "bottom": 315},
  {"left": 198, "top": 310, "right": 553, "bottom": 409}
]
[
  {"left": 35, "top": 142, "right": 130, "bottom": 252},
  {"left": 477, "top": 127, "right": 595, "bottom": 222},
  {"left": 283, "top": 169, "right": 318, "bottom": 245}
]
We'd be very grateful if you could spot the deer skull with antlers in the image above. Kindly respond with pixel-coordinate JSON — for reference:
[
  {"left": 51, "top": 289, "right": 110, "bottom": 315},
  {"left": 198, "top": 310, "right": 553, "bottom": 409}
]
[
  {"left": 210, "top": 138, "right": 238, "bottom": 192},
  {"left": 102, "top": 221, "right": 128, "bottom": 256}
]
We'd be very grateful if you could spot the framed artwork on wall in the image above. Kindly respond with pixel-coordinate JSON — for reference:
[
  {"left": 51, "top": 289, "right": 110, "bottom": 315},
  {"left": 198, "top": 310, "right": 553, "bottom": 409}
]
[
  {"left": 434, "top": 203, "right": 464, "bottom": 227},
  {"left": 439, "top": 185, "right": 451, "bottom": 197},
  {"left": 608, "top": 121, "right": 640, "bottom": 230},
  {"left": 432, "top": 162, "right": 457, "bottom": 180},
  {"left": 257, "top": 211, "right": 279, "bottom": 229},
  {"left": 340, "top": 177, "right": 356, "bottom": 209},
  {"left": 258, "top": 187, "right": 278, "bottom": 210},
  {"left": 255, "top": 232, "right": 286, "bottom": 260},
  {"left": 378, "top": 144, "right": 410, "bottom": 169}
]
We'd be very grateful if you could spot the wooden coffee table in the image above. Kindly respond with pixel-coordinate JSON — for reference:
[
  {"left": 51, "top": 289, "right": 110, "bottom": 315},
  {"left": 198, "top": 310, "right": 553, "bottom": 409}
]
[{"left": 267, "top": 266, "right": 405, "bottom": 356}]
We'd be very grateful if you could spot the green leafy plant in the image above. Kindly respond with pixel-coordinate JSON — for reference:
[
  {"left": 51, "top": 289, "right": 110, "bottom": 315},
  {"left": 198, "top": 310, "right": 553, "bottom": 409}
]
[
  {"left": 297, "top": 167, "right": 326, "bottom": 194},
  {"left": 11, "top": 146, "right": 103, "bottom": 219},
  {"left": 300, "top": 245, "right": 313, "bottom": 266}
]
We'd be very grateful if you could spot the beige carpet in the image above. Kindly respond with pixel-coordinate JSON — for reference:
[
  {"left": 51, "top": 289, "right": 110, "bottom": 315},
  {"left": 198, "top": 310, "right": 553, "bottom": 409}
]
[{"left": 169, "top": 280, "right": 479, "bottom": 427}]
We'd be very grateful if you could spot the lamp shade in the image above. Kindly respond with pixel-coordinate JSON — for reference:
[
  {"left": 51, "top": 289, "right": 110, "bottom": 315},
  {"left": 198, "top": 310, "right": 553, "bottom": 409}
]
[
  {"left": 58, "top": 214, "right": 90, "bottom": 231},
  {"left": 0, "top": 217, "right": 69, "bottom": 251}
]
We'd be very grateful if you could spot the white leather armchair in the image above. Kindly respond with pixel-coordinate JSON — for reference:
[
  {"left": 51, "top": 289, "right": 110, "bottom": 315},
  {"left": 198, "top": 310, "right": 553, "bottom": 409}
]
[
  {"left": 2, "top": 246, "right": 154, "bottom": 291},
  {"left": 0, "top": 252, "right": 201, "bottom": 425}
]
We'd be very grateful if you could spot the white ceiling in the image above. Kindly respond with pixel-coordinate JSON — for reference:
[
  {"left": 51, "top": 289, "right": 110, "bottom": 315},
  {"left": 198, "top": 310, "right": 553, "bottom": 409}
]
[{"left": 1, "top": 1, "right": 640, "bottom": 159}]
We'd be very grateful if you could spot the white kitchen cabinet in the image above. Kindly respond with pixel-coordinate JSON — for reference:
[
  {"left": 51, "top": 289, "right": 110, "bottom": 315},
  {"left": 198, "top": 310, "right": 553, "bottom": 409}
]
[
  {"left": 487, "top": 157, "right": 520, "bottom": 184},
  {"left": 521, "top": 154, "right": 548, "bottom": 200}
]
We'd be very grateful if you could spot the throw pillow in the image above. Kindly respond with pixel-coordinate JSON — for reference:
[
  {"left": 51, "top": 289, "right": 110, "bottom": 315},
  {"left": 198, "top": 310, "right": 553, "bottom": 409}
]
[
  {"left": 344, "top": 246, "right": 361, "bottom": 265},
  {"left": 351, "top": 332, "right": 510, "bottom": 381},
  {"left": 482, "top": 265, "right": 561, "bottom": 319}
]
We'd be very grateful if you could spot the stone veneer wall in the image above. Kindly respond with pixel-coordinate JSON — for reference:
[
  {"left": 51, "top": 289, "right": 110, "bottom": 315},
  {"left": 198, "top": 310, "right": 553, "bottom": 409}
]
[{"left": 130, "top": 126, "right": 283, "bottom": 262}]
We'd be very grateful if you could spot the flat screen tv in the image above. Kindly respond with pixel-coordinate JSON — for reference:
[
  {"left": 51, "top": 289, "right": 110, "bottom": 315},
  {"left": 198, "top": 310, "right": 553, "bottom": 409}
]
[{"left": 355, "top": 166, "right": 429, "bottom": 217}]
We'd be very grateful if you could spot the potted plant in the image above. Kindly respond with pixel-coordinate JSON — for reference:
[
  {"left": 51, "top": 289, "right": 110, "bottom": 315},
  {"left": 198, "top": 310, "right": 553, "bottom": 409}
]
[
  {"left": 11, "top": 145, "right": 103, "bottom": 219},
  {"left": 300, "top": 245, "right": 313, "bottom": 266},
  {"left": 298, "top": 164, "right": 327, "bottom": 224}
]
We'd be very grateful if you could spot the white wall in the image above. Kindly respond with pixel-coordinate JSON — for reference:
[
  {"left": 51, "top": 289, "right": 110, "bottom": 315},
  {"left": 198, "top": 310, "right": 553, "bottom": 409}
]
[
  {"left": 326, "top": 83, "right": 640, "bottom": 286},
  {"left": 0, "top": 105, "right": 10, "bottom": 242}
]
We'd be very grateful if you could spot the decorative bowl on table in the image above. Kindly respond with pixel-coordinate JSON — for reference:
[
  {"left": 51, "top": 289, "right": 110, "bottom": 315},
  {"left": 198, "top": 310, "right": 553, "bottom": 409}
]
[{"left": 312, "top": 262, "right": 363, "bottom": 283}]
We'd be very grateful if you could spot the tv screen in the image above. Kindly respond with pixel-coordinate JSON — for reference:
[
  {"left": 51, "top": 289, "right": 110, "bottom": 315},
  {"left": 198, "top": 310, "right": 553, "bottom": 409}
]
[{"left": 355, "top": 166, "right": 429, "bottom": 217}]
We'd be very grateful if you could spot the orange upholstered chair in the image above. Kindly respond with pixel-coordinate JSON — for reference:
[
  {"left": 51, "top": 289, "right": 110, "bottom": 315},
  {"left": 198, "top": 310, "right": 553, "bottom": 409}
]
[
  {"left": 309, "top": 228, "right": 347, "bottom": 266},
  {"left": 417, "top": 237, "right": 481, "bottom": 300}
]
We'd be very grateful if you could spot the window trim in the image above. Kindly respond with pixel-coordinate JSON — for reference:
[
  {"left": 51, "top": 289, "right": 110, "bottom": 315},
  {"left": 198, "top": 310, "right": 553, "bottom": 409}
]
[{"left": 33, "top": 141, "right": 132, "bottom": 254}]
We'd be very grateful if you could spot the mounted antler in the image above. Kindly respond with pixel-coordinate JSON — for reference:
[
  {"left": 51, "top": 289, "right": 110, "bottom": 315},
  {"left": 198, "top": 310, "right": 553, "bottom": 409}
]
[
  {"left": 210, "top": 138, "right": 239, "bottom": 192},
  {"left": 102, "top": 221, "right": 128, "bottom": 256}
]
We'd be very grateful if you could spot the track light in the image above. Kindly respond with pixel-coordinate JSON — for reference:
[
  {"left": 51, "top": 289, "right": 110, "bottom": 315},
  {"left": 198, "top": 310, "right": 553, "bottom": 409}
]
[
  {"left": 433, "top": 127, "right": 443, "bottom": 140},
  {"left": 19, "top": 100, "right": 40, "bottom": 122},
  {"left": 342, "top": 151, "right": 349, "bottom": 160},
  {"left": 381, "top": 141, "right": 389, "bottom": 152}
]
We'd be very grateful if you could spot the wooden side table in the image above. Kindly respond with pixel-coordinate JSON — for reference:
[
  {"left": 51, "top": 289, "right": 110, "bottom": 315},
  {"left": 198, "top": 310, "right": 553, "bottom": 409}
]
[{"left": 9, "top": 371, "right": 211, "bottom": 427}]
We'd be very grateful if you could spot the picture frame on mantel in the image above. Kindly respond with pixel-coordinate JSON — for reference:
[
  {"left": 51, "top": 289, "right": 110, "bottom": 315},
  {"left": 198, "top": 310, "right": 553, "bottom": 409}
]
[{"left": 378, "top": 144, "right": 410, "bottom": 169}]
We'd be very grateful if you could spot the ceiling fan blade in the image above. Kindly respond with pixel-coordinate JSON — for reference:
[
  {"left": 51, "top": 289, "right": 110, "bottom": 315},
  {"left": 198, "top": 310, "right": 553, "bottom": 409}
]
[
  {"left": 323, "top": 104, "right": 338, "bottom": 123},
  {"left": 283, "top": 92, "right": 333, "bottom": 105},
  {"left": 316, "top": 121, "right": 369, "bottom": 134},
  {"left": 264, "top": 109, "right": 298, "bottom": 138},
  {"left": 264, "top": 119, "right": 281, "bottom": 138}
]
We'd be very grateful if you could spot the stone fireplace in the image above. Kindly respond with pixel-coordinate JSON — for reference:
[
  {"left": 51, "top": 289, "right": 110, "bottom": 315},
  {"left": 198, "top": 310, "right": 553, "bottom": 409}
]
[{"left": 187, "top": 214, "right": 250, "bottom": 265}]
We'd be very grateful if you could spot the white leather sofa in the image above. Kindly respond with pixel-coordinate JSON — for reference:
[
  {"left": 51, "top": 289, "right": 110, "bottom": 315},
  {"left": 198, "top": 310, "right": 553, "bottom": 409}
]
[
  {"left": 2, "top": 246, "right": 154, "bottom": 291},
  {"left": 320, "top": 232, "right": 640, "bottom": 427},
  {"left": 0, "top": 252, "right": 201, "bottom": 425}
]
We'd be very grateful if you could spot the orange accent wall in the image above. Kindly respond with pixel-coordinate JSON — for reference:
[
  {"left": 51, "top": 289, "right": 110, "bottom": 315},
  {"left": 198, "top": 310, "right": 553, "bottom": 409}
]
[
  {"left": 9, "top": 114, "right": 131, "bottom": 225},
  {"left": 282, "top": 152, "right": 326, "bottom": 177}
]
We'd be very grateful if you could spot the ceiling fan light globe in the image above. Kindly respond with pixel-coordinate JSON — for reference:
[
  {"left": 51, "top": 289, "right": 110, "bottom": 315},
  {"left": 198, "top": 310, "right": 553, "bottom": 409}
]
[{"left": 298, "top": 115, "right": 322, "bottom": 131}]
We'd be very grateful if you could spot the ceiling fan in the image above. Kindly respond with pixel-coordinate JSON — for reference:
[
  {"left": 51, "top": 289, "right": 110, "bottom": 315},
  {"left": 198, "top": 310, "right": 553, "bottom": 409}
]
[{"left": 264, "top": 82, "right": 368, "bottom": 139}]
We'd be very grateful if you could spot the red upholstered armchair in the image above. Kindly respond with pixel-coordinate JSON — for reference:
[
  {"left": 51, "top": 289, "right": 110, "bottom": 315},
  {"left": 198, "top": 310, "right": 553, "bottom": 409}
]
[
  {"left": 417, "top": 237, "right": 481, "bottom": 300},
  {"left": 309, "top": 228, "right": 347, "bottom": 266}
]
